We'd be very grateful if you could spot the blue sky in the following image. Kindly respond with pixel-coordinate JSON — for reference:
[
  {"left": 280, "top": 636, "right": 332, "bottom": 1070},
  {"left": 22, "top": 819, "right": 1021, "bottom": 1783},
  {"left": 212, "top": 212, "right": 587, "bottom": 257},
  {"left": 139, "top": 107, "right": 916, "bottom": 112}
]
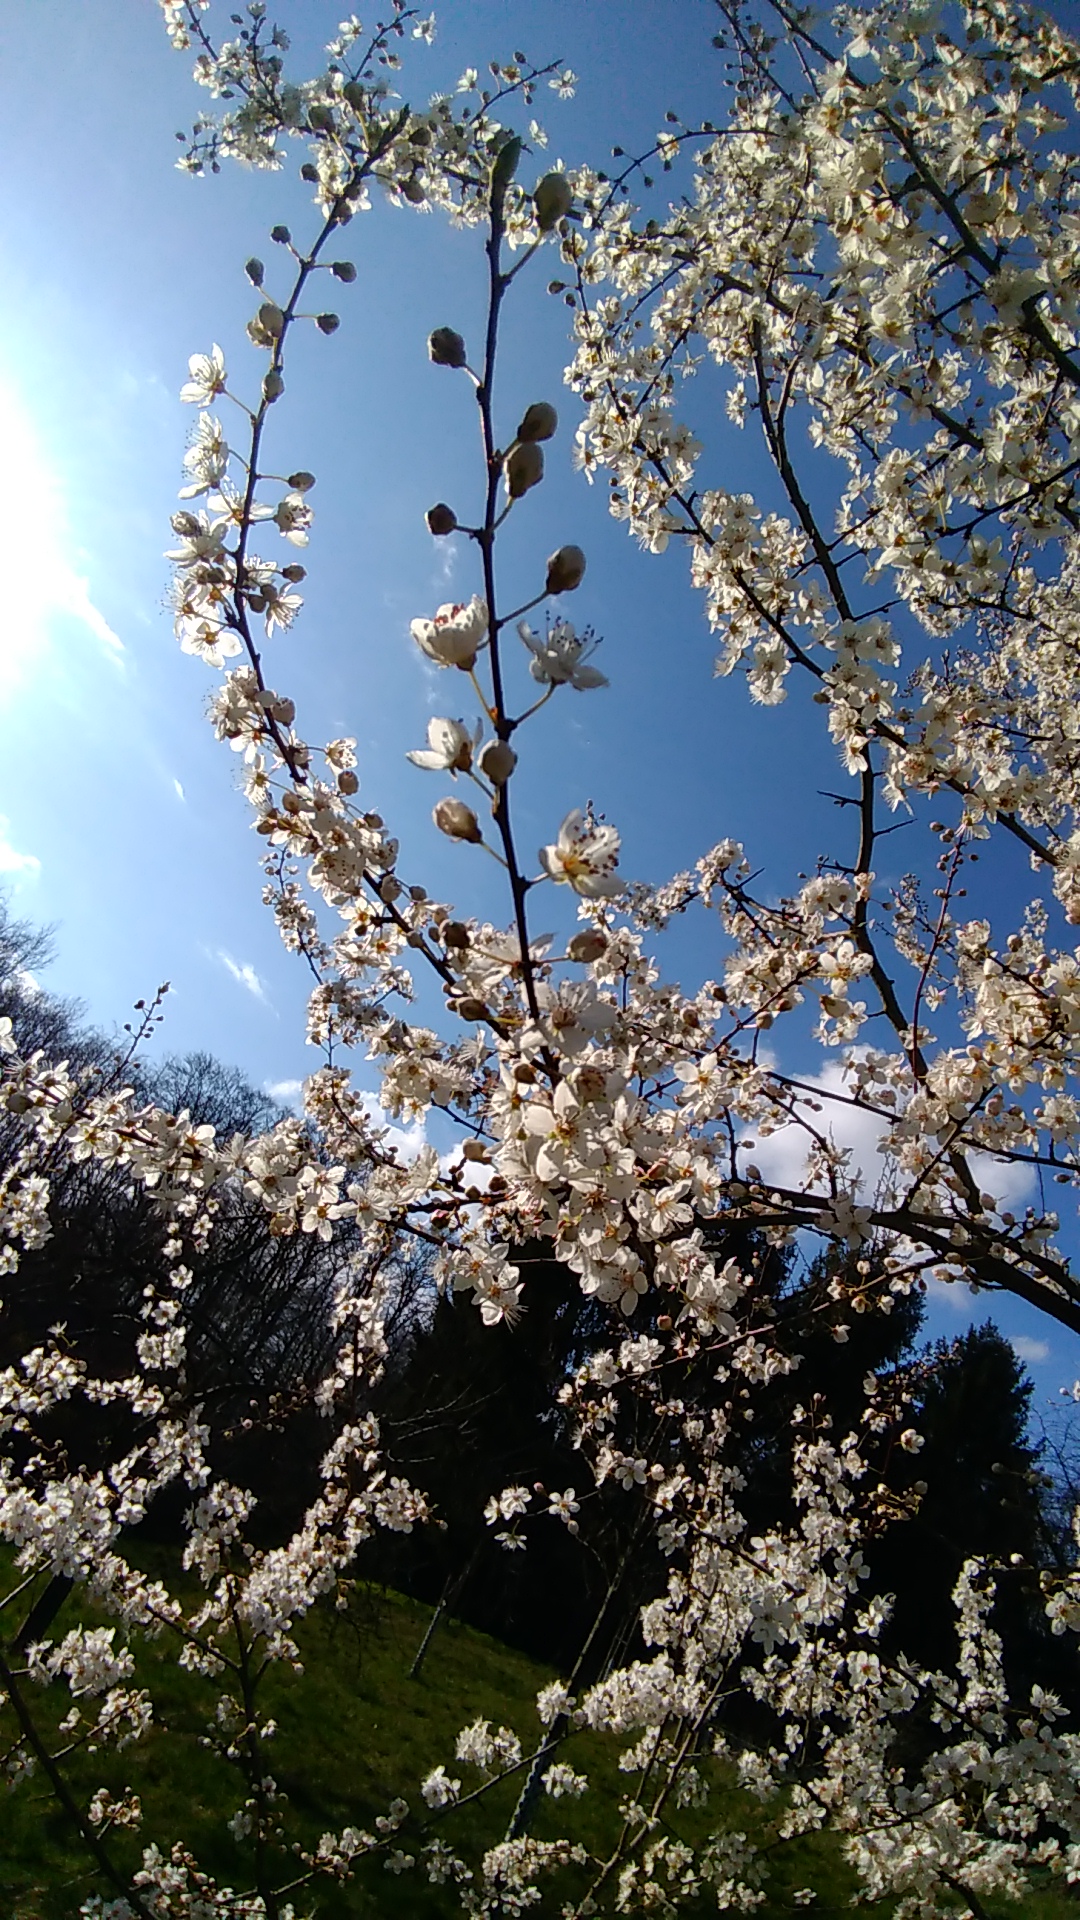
[{"left": 1, "top": 0, "right": 1077, "bottom": 1394}]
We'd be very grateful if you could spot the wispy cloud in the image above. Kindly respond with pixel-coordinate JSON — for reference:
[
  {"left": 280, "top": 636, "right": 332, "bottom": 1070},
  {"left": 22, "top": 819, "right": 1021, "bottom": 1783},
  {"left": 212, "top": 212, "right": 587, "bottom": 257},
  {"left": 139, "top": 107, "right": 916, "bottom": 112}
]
[
  {"left": 433, "top": 535, "right": 459, "bottom": 587},
  {"left": 173, "top": 778, "right": 186, "bottom": 803},
  {"left": 1011, "top": 1334, "right": 1051, "bottom": 1366},
  {"left": 0, "top": 816, "right": 41, "bottom": 883},
  {"left": 0, "top": 385, "right": 123, "bottom": 700},
  {"left": 218, "top": 950, "right": 270, "bottom": 1005}
]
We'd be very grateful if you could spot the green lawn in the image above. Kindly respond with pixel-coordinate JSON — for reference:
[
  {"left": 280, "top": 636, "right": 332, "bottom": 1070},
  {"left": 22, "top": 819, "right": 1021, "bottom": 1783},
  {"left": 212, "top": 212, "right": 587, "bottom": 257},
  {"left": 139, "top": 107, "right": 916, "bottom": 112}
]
[{"left": 0, "top": 1570, "right": 1076, "bottom": 1918}]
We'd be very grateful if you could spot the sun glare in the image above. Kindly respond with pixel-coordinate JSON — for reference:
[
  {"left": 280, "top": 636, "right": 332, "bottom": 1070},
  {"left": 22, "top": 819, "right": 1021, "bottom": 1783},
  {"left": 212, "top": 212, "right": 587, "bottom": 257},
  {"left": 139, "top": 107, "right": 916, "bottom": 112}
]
[{"left": 0, "top": 382, "right": 123, "bottom": 700}]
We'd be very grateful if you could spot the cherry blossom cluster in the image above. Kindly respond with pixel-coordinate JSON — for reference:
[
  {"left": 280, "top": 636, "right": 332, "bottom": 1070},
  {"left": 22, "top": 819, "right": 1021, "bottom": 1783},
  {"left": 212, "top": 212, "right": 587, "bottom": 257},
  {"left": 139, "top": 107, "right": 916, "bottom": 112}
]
[{"left": 6, "top": 0, "right": 1080, "bottom": 1912}]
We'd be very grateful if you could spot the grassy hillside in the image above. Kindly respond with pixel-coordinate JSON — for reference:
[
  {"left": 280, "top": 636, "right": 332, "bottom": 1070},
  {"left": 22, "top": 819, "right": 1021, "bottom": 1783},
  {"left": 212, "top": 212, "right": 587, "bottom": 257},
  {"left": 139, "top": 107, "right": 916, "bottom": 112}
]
[{"left": 1, "top": 1573, "right": 1075, "bottom": 1919}]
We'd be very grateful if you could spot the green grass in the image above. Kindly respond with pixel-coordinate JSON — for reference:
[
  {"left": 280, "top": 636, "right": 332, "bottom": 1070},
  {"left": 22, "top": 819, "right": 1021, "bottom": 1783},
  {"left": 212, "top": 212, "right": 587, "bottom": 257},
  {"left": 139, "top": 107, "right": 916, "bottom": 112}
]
[{"left": 0, "top": 1567, "right": 1076, "bottom": 1918}]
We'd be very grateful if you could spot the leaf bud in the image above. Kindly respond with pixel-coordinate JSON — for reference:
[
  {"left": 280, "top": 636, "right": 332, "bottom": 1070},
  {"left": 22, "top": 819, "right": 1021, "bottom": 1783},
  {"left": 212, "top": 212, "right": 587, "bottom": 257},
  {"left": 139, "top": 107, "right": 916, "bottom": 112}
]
[
  {"left": 263, "top": 370, "right": 284, "bottom": 403},
  {"left": 434, "top": 797, "right": 482, "bottom": 843},
  {"left": 568, "top": 928, "right": 607, "bottom": 963},
  {"left": 545, "top": 544, "right": 587, "bottom": 594},
  {"left": 455, "top": 996, "right": 488, "bottom": 1021},
  {"left": 270, "top": 224, "right": 292, "bottom": 245},
  {"left": 534, "top": 171, "right": 573, "bottom": 230},
  {"left": 331, "top": 260, "right": 357, "bottom": 282},
  {"left": 504, "top": 441, "right": 543, "bottom": 499},
  {"left": 338, "top": 769, "right": 359, "bottom": 795},
  {"left": 288, "top": 471, "right": 316, "bottom": 492},
  {"left": 490, "top": 134, "right": 523, "bottom": 205},
  {"left": 245, "top": 256, "right": 265, "bottom": 286},
  {"left": 426, "top": 502, "right": 458, "bottom": 536},
  {"left": 479, "top": 740, "right": 517, "bottom": 785},
  {"left": 429, "top": 326, "right": 467, "bottom": 369},
  {"left": 442, "top": 921, "right": 470, "bottom": 949},
  {"left": 517, "top": 401, "right": 557, "bottom": 443}
]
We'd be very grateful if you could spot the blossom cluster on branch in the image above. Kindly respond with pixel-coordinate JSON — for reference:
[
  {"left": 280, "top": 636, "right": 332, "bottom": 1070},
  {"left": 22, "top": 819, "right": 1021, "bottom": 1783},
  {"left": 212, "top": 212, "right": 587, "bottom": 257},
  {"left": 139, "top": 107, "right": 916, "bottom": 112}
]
[{"left": 5, "top": 0, "right": 1080, "bottom": 1913}]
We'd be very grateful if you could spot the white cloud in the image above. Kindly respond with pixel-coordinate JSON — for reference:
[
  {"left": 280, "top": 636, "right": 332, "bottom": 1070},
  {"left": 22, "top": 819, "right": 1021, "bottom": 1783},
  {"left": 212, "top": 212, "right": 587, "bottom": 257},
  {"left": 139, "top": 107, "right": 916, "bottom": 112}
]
[
  {"left": 173, "top": 778, "right": 186, "bottom": 803},
  {"left": 1011, "top": 1334, "right": 1051, "bottom": 1366},
  {"left": 925, "top": 1275, "right": 976, "bottom": 1311},
  {"left": 264, "top": 1077, "right": 302, "bottom": 1105},
  {"left": 745, "top": 1061, "right": 890, "bottom": 1198},
  {"left": 0, "top": 385, "right": 123, "bottom": 700},
  {"left": 746, "top": 1059, "right": 1036, "bottom": 1214},
  {"left": 0, "top": 816, "right": 41, "bottom": 883},
  {"left": 357, "top": 1088, "right": 428, "bottom": 1164},
  {"left": 218, "top": 950, "right": 270, "bottom": 1005}
]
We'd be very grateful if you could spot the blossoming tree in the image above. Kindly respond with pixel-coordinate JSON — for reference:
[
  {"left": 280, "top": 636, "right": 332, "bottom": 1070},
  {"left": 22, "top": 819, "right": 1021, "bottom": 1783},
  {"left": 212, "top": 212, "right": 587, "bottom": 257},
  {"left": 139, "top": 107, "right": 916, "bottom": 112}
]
[{"left": 4, "top": 0, "right": 1080, "bottom": 1912}]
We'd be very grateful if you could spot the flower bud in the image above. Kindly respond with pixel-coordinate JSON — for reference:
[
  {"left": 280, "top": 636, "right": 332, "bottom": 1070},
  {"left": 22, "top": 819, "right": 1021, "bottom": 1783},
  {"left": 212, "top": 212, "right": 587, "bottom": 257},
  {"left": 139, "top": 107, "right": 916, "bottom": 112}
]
[
  {"left": 338, "top": 769, "right": 359, "bottom": 795},
  {"left": 402, "top": 176, "right": 426, "bottom": 204},
  {"left": 245, "top": 256, "right": 265, "bottom": 286},
  {"left": 479, "top": 740, "right": 517, "bottom": 785},
  {"left": 263, "top": 370, "right": 284, "bottom": 403},
  {"left": 517, "top": 401, "right": 557, "bottom": 443},
  {"left": 316, "top": 313, "right": 340, "bottom": 335},
  {"left": 426, "top": 502, "right": 458, "bottom": 536},
  {"left": 281, "top": 563, "right": 306, "bottom": 583},
  {"left": 258, "top": 301, "right": 285, "bottom": 338},
  {"left": 270, "top": 225, "right": 292, "bottom": 246},
  {"left": 461, "top": 1138, "right": 489, "bottom": 1162},
  {"left": 429, "top": 326, "right": 467, "bottom": 369},
  {"left": 331, "top": 260, "right": 357, "bottom": 282},
  {"left": 379, "top": 875, "right": 402, "bottom": 902},
  {"left": 505, "top": 441, "right": 544, "bottom": 499},
  {"left": 568, "top": 928, "right": 607, "bottom": 963},
  {"left": 455, "top": 997, "right": 488, "bottom": 1022},
  {"left": 534, "top": 171, "right": 572, "bottom": 231},
  {"left": 442, "top": 921, "right": 470, "bottom": 948},
  {"left": 546, "top": 544, "right": 587, "bottom": 594},
  {"left": 434, "top": 797, "right": 482, "bottom": 843},
  {"left": 343, "top": 80, "right": 366, "bottom": 112}
]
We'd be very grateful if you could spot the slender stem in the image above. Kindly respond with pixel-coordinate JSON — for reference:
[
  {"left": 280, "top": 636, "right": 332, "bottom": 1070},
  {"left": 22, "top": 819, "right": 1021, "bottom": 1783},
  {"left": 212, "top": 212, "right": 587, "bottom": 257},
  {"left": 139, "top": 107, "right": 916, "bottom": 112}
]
[
  {"left": 0, "top": 1639, "right": 153, "bottom": 1918},
  {"left": 473, "top": 167, "right": 544, "bottom": 1027}
]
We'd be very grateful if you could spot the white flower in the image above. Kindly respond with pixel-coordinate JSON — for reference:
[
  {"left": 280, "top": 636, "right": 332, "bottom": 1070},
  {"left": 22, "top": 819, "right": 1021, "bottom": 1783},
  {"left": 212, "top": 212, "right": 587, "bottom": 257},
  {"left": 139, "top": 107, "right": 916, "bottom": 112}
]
[
  {"left": 421, "top": 1766, "right": 460, "bottom": 1808},
  {"left": 518, "top": 618, "right": 607, "bottom": 690},
  {"left": 410, "top": 597, "right": 488, "bottom": 669},
  {"left": 179, "top": 344, "right": 227, "bottom": 406},
  {"left": 539, "top": 808, "right": 622, "bottom": 898},
  {"left": 548, "top": 1488, "right": 580, "bottom": 1525},
  {"left": 406, "top": 717, "right": 481, "bottom": 774}
]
